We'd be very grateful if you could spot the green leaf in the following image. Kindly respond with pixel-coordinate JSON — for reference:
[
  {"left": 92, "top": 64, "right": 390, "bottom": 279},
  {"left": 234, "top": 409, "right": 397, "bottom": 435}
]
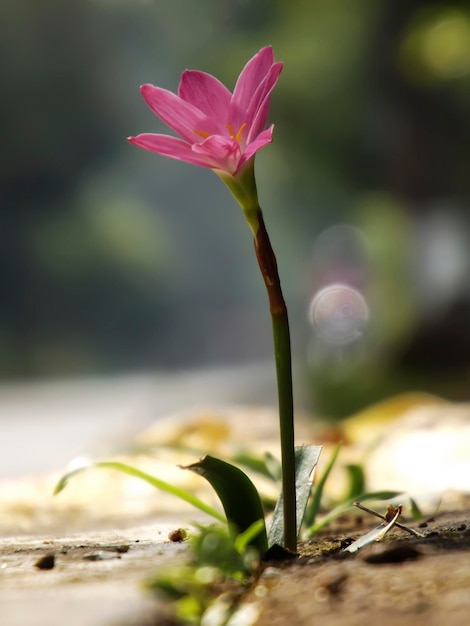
[
  {"left": 268, "top": 445, "right": 322, "bottom": 548},
  {"left": 184, "top": 455, "right": 268, "bottom": 553},
  {"left": 54, "top": 460, "right": 225, "bottom": 523}
]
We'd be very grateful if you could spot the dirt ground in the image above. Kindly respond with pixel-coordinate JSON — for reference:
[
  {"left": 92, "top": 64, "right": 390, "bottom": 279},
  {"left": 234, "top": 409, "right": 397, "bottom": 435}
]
[
  {"left": 1, "top": 388, "right": 469, "bottom": 625},
  {"left": 1, "top": 505, "right": 469, "bottom": 626},
  {"left": 248, "top": 506, "right": 470, "bottom": 626},
  {"left": 0, "top": 525, "right": 184, "bottom": 626}
]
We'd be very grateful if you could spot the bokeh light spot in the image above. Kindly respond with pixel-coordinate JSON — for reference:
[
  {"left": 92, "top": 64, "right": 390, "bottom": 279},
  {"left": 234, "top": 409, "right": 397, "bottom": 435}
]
[{"left": 309, "top": 284, "right": 369, "bottom": 345}]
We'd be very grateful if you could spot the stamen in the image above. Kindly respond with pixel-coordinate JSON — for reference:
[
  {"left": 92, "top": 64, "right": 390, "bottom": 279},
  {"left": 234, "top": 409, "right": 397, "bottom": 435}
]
[
  {"left": 235, "top": 123, "right": 247, "bottom": 142},
  {"left": 194, "top": 123, "right": 247, "bottom": 142},
  {"left": 226, "top": 123, "right": 247, "bottom": 142},
  {"left": 226, "top": 124, "right": 236, "bottom": 138}
]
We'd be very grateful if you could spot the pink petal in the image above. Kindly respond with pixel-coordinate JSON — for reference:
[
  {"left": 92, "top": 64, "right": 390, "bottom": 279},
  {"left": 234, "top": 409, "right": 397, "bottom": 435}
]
[
  {"left": 245, "top": 63, "right": 283, "bottom": 142},
  {"left": 128, "top": 133, "right": 216, "bottom": 168},
  {"left": 231, "top": 47, "right": 274, "bottom": 129},
  {"left": 178, "top": 70, "right": 231, "bottom": 122},
  {"left": 237, "top": 125, "right": 274, "bottom": 172},
  {"left": 191, "top": 135, "right": 242, "bottom": 174},
  {"left": 140, "top": 84, "right": 218, "bottom": 143}
]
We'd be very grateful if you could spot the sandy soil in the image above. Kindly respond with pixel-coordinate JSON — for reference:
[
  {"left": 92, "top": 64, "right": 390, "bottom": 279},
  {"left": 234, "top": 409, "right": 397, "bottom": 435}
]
[
  {"left": 0, "top": 525, "right": 186, "bottom": 626},
  {"left": 1, "top": 381, "right": 469, "bottom": 625},
  {"left": 247, "top": 507, "right": 470, "bottom": 626},
  {"left": 1, "top": 506, "right": 469, "bottom": 626}
]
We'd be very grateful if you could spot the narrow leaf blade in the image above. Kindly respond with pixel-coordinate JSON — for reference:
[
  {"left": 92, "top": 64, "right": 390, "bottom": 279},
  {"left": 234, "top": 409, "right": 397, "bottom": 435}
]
[{"left": 54, "top": 460, "right": 225, "bottom": 522}]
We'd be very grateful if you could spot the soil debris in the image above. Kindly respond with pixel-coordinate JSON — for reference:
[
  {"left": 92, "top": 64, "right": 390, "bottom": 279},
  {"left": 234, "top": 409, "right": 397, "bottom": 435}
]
[{"left": 34, "top": 554, "right": 55, "bottom": 570}]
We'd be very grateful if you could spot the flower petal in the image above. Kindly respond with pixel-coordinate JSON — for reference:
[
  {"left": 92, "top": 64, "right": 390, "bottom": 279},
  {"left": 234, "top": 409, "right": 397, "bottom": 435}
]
[
  {"left": 192, "top": 135, "right": 241, "bottom": 174},
  {"left": 127, "top": 133, "right": 216, "bottom": 168},
  {"left": 140, "top": 84, "right": 218, "bottom": 143},
  {"left": 245, "top": 62, "right": 283, "bottom": 143},
  {"left": 130, "top": 47, "right": 281, "bottom": 176},
  {"left": 237, "top": 125, "right": 274, "bottom": 172},
  {"left": 231, "top": 47, "right": 274, "bottom": 129},
  {"left": 178, "top": 70, "right": 231, "bottom": 122}
]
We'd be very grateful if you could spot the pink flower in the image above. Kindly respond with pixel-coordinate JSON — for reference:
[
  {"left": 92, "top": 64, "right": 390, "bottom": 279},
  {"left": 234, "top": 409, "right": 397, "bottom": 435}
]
[{"left": 128, "top": 47, "right": 282, "bottom": 176}]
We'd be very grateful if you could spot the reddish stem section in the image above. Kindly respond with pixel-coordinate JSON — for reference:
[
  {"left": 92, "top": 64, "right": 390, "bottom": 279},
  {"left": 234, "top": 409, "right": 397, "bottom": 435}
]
[{"left": 253, "top": 209, "right": 287, "bottom": 316}]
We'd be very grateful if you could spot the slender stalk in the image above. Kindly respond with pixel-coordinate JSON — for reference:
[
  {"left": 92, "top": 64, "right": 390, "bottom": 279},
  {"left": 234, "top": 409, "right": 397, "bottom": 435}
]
[
  {"left": 218, "top": 168, "right": 297, "bottom": 551},
  {"left": 252, "top": 208, "right": 297, "bottom": 552}
]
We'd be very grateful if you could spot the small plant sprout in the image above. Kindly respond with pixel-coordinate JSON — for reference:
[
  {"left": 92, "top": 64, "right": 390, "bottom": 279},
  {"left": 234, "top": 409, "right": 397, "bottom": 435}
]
[{"left": 55, "top": 47, "right": 322, "bottom": 555}]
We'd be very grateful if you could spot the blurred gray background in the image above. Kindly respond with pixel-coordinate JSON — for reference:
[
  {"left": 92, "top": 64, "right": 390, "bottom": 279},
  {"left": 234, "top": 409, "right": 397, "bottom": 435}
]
[{"left": 2, "top": 0, "right": 470, "bottom": 420}]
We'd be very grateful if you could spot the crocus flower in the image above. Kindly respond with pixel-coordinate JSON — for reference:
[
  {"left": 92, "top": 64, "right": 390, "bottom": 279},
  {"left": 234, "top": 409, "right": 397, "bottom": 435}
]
[
  {"left": 128, "top": 46, "right": 299, "bottom": 552},
  {"left": 128, "top": 46, "right": 282, "bottom": 179}
]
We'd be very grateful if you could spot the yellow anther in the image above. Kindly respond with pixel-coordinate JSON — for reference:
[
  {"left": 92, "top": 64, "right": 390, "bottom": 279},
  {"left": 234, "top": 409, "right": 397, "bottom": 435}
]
[
  {"left": 226, "top": 123, "right": 247, "bottom": 142},
  {"left": 226, "top": 124, "right": 236, "bottom": 138},
  {"left": 235, "top": 123, "right": 247, "bottom": 142}
]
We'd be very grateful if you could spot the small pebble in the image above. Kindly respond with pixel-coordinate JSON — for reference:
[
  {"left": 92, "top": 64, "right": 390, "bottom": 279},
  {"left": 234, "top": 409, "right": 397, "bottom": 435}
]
[
  {"left": 168, "top": 528, "right": 188, "bottom": 542},
  {"left": 35, "top": 555, "right": 55, "bottom": 570}
]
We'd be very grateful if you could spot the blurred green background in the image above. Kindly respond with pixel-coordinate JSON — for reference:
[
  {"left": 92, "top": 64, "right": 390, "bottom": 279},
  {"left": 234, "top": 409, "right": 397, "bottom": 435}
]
[{"left": 2, "top": 0, "right": 470, "bottom": 416}]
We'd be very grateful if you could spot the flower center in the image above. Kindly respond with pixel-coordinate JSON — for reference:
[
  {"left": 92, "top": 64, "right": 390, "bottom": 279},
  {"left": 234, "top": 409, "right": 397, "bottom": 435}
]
[
  {"left": 193, "top": 123, "right": 246, "bottom": 143},
  {"left": 226, "top": 123, "right": 246, "bottom": 142}
]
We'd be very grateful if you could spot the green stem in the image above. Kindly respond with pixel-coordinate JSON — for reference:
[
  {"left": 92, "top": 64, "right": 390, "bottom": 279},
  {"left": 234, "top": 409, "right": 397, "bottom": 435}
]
[
  {"left": 252, "top": 208, "right": 297, "bottom": 552},
  {"left": 217, "top": 167, "right": 296, "bottom": 551}
]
